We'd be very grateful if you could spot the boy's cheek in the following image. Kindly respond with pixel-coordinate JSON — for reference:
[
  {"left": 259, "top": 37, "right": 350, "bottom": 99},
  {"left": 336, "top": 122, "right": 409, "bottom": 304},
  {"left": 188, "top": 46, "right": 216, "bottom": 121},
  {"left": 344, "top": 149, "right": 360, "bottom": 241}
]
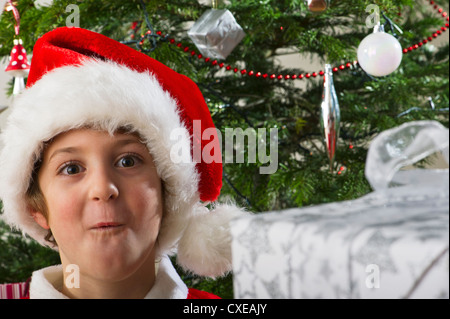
[{"left": 47, "top": 197, "right": 84, "bottom": 230}]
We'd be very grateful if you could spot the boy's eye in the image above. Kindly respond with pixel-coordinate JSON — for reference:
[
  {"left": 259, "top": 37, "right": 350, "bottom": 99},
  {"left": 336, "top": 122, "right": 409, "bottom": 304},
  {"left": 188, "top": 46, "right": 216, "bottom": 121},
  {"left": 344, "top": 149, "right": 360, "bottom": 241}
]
[
  {"left": 117, "top": 155, "right": 137, "bottom": 168},
  {"left": 60, "top": 163, "right": 83, "bottom": 175}
]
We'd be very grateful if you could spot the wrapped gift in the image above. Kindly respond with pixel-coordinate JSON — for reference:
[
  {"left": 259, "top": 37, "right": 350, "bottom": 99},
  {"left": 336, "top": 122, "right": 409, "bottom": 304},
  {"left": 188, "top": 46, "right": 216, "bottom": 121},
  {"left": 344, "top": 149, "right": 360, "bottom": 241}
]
[
  {"left": 188, "top": 9, "right": 245, "bottom": 60},
  {"left": 231, "top": 121, "right": 449, "bottom": 299}
]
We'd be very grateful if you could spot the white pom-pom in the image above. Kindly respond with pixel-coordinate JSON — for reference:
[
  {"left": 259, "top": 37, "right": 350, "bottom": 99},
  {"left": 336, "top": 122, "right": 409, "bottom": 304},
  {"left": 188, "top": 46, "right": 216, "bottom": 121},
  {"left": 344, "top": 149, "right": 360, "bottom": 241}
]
[{"left": 176, "top": 203, "right": 248, "bottom": 278}]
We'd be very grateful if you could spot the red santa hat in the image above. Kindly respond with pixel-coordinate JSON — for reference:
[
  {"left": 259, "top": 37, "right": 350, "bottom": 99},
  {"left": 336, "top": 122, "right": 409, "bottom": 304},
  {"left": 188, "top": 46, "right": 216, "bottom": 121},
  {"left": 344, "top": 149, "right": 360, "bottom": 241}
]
[{"left": 0, "top": 27, "right": 246, "bottom": 277}]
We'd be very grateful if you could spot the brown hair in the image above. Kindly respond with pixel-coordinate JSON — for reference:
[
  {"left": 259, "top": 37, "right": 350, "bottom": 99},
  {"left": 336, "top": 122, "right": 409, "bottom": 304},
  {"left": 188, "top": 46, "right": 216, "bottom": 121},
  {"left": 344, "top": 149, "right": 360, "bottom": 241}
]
[{"left": 25, "top": 158, "right": 57, "bottom": 246}]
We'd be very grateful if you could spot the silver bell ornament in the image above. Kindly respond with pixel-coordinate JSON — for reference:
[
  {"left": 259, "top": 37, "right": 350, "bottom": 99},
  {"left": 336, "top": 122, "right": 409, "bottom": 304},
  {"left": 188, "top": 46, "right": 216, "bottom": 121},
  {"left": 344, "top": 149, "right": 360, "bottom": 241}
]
[{"left": 320, "top": 64, "right": 340, "bottom": 170}]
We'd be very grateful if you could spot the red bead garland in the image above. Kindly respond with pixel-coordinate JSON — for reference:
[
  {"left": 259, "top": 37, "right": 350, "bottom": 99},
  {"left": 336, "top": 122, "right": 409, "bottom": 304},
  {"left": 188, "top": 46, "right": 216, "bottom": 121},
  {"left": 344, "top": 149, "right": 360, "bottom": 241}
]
[
  {"left": 161, "top": 0, "right": 448, "bottom": 80},
  {"left": 402, "top": 1, "right": 449, "bottom": 55}
]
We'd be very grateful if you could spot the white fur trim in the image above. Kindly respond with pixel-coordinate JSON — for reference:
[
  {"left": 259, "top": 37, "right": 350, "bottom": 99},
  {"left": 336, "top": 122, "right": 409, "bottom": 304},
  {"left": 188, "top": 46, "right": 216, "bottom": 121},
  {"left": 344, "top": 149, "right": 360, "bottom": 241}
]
[
  {"left": 145, "top": 255, "right": 189, "bottom": 299},
  {"left": 29, "top": 265, "right": 68, "bottom": 299},
  {"left": 29, "top": 255, "right": 188, "bottom": 299},
  {"left": 177, "top": 203, "right": 249, "bottom": 278}
]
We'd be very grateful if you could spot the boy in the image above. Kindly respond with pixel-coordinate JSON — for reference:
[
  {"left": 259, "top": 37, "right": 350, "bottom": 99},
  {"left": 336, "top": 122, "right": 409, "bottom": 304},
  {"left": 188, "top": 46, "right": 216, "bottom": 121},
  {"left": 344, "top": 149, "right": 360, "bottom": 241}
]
[{"left": 0, "top": 27, "right": 245, "bottom": 298}]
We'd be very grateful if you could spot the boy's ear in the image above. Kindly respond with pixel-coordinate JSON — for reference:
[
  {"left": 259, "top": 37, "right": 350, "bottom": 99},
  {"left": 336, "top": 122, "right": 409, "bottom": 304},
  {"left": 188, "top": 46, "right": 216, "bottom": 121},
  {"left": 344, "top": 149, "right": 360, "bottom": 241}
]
[{"left": 29, "top": 208, "right": 50, "bottom": 230}]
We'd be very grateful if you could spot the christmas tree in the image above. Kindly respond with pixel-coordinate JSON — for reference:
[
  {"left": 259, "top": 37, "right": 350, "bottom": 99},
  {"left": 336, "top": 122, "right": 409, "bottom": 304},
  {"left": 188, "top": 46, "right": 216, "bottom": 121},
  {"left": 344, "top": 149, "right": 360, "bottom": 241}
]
[{"left": 0, "top": 0, "right": 448, "bottom": 298}]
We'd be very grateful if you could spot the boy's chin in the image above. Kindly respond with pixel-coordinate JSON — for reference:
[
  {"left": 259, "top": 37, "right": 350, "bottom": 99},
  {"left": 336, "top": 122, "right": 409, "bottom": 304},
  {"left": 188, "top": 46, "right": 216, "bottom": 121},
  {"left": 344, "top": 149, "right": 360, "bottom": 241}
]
[{"left": 82, "top": 244, "right": 156, "bottom": 282}]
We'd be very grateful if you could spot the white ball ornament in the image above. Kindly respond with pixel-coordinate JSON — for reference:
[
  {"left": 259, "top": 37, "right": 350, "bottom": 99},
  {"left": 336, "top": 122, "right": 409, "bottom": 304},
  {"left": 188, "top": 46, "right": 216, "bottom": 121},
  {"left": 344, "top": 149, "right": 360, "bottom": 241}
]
[{"left": 357, "top": 25, "right": 403, "bottom": 77}]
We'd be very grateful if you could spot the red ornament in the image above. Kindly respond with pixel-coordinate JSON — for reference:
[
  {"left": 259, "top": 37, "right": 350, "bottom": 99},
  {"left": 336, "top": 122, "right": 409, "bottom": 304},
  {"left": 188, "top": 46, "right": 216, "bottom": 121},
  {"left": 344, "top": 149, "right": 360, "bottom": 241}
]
[
  {"left": 5, "top": 39, "right": 30, "bottom": 76},
  {"left": 5, "top": 38, "right": 30, "bottom": 95}
]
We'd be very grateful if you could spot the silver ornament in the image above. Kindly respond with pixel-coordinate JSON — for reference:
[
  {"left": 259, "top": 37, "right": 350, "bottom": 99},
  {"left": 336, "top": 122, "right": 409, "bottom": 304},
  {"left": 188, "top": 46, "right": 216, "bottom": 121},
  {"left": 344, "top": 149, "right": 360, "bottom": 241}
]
[
  {"left": 187, "top": 9, "right": 245, "bottom": 60},
  {"left": 320, "top": 64, "right": 340, "bottom": 170}
]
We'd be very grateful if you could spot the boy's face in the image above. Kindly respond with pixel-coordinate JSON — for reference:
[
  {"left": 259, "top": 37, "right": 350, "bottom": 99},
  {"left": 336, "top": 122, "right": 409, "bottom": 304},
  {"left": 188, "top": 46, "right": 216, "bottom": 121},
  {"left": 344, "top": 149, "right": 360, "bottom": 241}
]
[{"left": 33, "top": 128, "right": 163, "bottom": 282}]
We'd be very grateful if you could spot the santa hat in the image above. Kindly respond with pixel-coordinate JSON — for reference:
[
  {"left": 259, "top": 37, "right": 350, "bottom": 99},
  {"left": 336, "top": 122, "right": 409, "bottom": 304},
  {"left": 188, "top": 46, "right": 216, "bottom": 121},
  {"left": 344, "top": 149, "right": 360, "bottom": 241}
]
[{"left": 0, "top": 27, "right": 246, "bottom": 278}]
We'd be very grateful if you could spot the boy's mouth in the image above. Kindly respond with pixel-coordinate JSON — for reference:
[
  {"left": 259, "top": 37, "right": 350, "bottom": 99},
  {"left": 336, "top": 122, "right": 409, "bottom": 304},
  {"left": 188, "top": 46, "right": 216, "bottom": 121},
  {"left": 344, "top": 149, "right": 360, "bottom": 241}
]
[{"left": 90, "top": 222, "right": 124, "bottom": 230}]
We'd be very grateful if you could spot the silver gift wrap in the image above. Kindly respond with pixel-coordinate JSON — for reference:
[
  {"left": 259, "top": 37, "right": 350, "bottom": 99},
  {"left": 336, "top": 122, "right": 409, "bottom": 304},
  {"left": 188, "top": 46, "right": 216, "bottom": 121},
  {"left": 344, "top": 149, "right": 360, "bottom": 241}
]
[
  {"left": 188, "top": 9, "right": 245, "bottom": 60},
  {"left": 231, "top": 121, "right": 449, "bottom": 299},
  {"left": 320, "top": 64, "right": 341, "bottom": 169}
]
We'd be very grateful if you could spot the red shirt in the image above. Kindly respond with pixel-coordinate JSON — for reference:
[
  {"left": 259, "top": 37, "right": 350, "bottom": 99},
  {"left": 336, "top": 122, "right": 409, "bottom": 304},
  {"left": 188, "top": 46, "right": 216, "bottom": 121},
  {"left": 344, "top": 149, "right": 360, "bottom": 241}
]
[{"left": 187, "top": 288, "right": 221, "bottom": 299}]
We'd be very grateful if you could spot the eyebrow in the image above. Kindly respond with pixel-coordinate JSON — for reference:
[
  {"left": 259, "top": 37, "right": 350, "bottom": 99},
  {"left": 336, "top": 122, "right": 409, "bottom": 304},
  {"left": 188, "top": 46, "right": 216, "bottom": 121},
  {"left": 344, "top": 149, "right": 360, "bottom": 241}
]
[{"left": 48, "top": 147, "right": 78, "bottom": 163}]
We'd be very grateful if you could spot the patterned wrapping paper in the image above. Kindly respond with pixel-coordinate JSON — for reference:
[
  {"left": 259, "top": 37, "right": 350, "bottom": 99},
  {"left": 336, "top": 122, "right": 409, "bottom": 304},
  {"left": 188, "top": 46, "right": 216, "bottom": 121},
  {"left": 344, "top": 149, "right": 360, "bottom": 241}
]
[
  {"left": 0, "top": 282, "right": 28, "bottom": 299},
  {"left": 231, "top": 183, "right": 449, "bottom": 299},
  {"left": 231, "top": 121, "right": 449, "bottom": 299}
]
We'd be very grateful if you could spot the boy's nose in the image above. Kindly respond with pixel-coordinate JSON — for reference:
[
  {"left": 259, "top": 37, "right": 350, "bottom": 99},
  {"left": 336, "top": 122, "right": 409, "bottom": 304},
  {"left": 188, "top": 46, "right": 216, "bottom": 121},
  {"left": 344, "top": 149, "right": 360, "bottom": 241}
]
[{"left": 88, "top": 169, "right": 119, "bottom": 201}]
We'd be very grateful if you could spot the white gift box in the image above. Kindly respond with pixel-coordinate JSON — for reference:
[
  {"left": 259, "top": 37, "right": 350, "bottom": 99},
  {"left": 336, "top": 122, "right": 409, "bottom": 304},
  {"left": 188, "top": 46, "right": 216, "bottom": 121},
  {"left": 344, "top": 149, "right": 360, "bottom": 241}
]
[
  {"left": 231, "top": 121, "right": 449, "bottom": 299},
  {"left": 188, "top": 9, "right": 245, "bottom": 60}
]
